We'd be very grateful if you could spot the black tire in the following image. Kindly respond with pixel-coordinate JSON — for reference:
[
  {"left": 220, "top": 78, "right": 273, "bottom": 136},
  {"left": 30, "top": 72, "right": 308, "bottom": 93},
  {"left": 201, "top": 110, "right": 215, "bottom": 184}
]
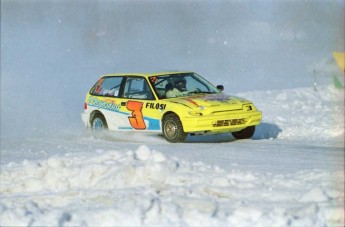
[
  {"left": 91, "top": 113, "right": 108, "bottom": 131},
  {"left": 231, "top": 126, "right": 255, "bottom": 139},
  {"left": 162, "top": 113, "right": 187, "bottom": 143}
]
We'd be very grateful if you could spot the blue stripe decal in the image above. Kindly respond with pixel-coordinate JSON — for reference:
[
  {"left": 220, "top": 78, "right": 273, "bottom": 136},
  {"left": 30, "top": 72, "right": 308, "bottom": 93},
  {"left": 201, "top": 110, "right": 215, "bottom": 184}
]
[
  {"left": 144, "top": 117, "right": 161, "bottom": 130},
  {"left": 88, "top": 103, "right": 161, "bottom": 130}
]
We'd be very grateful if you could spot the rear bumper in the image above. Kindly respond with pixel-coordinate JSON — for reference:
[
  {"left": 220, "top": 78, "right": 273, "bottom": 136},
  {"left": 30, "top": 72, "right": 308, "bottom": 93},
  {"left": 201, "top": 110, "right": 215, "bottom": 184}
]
[
  {"left": 181, "top": 110, "right": 262, "bottom": 133},
  {"left": 81, "top": 112, "right": 90, "bottom": 128}
]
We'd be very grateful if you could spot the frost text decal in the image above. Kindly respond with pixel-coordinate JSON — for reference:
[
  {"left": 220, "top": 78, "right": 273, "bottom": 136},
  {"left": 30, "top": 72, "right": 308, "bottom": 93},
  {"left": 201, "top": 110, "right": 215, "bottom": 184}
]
[{"left": 88, "top": 97, "right": 120, "bottom": 112}]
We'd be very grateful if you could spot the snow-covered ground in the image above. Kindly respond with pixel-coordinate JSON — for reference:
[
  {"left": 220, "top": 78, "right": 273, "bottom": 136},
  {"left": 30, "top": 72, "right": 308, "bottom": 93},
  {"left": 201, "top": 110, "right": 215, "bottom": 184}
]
[
  {"left": 1, "top": 0, "right": 344, "bottom": 226},
  {"left": 1, "top": 85, "right": 344, "bottom": 226}
]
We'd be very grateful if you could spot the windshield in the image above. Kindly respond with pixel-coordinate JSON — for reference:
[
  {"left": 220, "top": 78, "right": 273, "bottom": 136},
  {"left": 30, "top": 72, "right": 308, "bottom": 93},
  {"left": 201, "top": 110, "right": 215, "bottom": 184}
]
[{"left": 149, "top": 72, "right": 221, "bottom": 99}]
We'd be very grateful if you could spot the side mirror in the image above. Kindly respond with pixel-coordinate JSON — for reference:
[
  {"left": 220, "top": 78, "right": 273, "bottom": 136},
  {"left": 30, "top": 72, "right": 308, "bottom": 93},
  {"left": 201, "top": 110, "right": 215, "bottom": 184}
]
[{"left": 216, "top": 85, "right": 224, "bottom": 91}]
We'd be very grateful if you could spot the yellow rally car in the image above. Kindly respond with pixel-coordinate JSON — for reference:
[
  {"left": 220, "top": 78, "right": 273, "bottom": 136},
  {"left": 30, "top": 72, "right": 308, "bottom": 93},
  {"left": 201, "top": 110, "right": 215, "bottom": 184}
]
[{"left": 81, "top": 71, "right": 262, "bottom": 142}]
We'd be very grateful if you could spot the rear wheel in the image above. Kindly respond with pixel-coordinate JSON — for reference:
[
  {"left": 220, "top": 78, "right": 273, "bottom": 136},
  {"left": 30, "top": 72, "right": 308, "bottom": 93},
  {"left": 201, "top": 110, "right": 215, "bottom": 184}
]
[
  {"left": 91, "top": 113, "right": 108, "bottom": 131},
  {"left": 162, "top": 113, "right": 187, "bottom": 143},
  {"left": 231, "top": 126, "right": 255, "bottom": 139}
]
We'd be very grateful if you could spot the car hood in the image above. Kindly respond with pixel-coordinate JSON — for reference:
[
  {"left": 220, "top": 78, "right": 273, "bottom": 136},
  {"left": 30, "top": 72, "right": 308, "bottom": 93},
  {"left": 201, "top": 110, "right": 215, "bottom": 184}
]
[{"left": 166, "top": 93, "right": 249, "bottom": 111}]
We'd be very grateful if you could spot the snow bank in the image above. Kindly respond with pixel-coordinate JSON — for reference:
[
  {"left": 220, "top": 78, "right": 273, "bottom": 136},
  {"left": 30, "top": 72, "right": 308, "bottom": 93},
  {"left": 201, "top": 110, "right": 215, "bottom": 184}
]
[
  {"left": 240, "top": 85, "right": 344, "bottom": 142},
  {"left": 1, "top": 145, "right": 343, "bottom": 226}
]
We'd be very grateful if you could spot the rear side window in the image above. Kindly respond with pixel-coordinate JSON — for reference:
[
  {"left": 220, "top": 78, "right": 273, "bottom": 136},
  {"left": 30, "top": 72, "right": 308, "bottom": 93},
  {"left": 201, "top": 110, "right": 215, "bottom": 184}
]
[{"left": 90, "top": 77, "right": 124, "bottom": 97}]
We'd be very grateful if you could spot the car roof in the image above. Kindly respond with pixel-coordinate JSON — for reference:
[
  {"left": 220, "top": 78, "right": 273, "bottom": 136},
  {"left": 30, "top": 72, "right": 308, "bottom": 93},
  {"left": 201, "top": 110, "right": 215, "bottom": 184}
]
[{"left": 100, "top": 71, "right": 194, "bottom": 78}]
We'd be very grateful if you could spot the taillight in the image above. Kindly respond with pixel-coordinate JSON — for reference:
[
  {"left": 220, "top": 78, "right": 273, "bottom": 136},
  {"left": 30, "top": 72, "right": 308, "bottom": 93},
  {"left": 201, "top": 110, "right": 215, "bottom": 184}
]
[{"left": 84, "top": 102, "right": 87, "bottom": 110}]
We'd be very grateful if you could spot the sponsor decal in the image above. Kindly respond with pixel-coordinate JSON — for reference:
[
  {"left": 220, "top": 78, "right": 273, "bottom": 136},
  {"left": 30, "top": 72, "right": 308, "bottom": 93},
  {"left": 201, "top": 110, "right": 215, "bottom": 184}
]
[
  {"left": 94, "top": 78, "right": 104, "bottom": 94},
  {"left": 149, "top": 76, "right": 157, "bottom": 83},
  {"left": 88, "top": 96, "right": 120, "bottom": 112},
  {"left": 182, "top": 98, "right": 199, "bottom": 107},
  {"left": 145, "top": 102, "right": 167, "bottom": 110}
]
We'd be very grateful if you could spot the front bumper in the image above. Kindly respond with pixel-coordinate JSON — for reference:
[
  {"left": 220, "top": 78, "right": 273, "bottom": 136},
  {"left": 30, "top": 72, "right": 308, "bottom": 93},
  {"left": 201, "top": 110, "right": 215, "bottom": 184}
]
[{"left": 181, "top": 110, "right": 262, "bottom": 134}]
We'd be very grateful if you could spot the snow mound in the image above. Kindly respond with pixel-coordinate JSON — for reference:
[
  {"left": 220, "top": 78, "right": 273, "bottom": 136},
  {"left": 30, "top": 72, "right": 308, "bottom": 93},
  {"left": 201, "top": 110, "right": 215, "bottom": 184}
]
[
  {"left": 241, "top": 85, "right": 344, "bottom": 141},
  {"left": 1, "top": 145, "right": 343, "bottom": 226}
]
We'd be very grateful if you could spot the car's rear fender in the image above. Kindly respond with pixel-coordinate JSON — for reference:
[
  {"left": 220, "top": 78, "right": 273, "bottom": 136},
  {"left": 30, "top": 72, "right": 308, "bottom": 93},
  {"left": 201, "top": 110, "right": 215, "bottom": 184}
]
[{"left": 89, "top": 110, "right": 106, "bottom": 126}]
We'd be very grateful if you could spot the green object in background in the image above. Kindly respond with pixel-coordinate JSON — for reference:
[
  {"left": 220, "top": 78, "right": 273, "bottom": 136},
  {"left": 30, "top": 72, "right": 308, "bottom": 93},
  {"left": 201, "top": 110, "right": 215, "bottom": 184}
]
[{"left": 333, "top": 75, "right": 344, "bottom": 88}]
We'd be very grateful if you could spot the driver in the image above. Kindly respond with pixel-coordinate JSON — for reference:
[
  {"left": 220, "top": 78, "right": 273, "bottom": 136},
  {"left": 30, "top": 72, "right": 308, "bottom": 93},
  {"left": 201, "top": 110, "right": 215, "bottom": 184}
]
[{"left": 166, "top": 78, "right": 190, "bottom": 98}]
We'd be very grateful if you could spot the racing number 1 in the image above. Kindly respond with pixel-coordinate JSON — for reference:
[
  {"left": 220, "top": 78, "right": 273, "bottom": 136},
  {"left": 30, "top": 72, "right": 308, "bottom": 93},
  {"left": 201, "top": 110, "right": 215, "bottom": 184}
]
[{"left": 126, "top": 101, "right": 146, "bottom": 130}]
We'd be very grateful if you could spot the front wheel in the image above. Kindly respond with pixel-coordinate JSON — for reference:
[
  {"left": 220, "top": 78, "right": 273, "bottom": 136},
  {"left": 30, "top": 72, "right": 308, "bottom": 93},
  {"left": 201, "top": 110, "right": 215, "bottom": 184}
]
[
  {"left": 91, "top": 113, "right": 108, "bottom": 131},
  {"left": 231, "top": 126, "right": 255, "bottom": 139},
  {"left": 162, "top": 113, "right": 187, "bottom": 143}
]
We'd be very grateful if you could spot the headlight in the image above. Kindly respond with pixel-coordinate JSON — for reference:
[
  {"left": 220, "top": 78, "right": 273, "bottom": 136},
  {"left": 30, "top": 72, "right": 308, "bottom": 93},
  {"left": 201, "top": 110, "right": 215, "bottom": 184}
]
[{"left": 189, "top": 106, "right": 206, "bottom": 116}]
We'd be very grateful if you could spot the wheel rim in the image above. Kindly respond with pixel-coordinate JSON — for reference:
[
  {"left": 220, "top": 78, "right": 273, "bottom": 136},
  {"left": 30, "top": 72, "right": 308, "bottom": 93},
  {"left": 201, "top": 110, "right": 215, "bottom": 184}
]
[
  {"left": 164, "top": 120, "right": 178, "bottom": 139},
  {"left": 92, "top": 118, "right": 104, "bottom": 130}
]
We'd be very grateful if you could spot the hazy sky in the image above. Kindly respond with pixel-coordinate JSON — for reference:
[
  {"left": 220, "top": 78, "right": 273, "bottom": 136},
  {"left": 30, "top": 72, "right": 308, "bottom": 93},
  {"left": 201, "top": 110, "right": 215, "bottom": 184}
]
[{"left": 1, "top": 0, "right": 344, "bottom": 138}]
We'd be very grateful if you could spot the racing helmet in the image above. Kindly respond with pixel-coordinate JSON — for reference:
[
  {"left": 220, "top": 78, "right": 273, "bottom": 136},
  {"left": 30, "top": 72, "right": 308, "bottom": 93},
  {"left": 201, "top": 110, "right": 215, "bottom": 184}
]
[{"left": 174, "top": 77, "right": 187, "bottom": 91}]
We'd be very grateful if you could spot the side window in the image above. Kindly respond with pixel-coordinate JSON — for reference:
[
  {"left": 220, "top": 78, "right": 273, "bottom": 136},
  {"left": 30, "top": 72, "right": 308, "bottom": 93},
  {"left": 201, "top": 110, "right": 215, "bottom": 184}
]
[
  {"left": 124, "top": 77, "right": 154, "bottom": 100},
  {"left": 151, "top": 77, "right": 171, "bottom": 98},
  {"left": 90, "top": 77, "right": 123, "bottom": 97},
  {"left": 155, "top": 78, "right": 169, "bottom": 90}
]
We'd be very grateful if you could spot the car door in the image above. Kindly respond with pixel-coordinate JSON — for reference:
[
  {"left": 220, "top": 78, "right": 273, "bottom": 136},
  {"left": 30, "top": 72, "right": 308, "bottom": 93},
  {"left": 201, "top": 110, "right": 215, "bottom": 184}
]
[{"left": 117, "top": 76, "right": 161, "bottom": 131}]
